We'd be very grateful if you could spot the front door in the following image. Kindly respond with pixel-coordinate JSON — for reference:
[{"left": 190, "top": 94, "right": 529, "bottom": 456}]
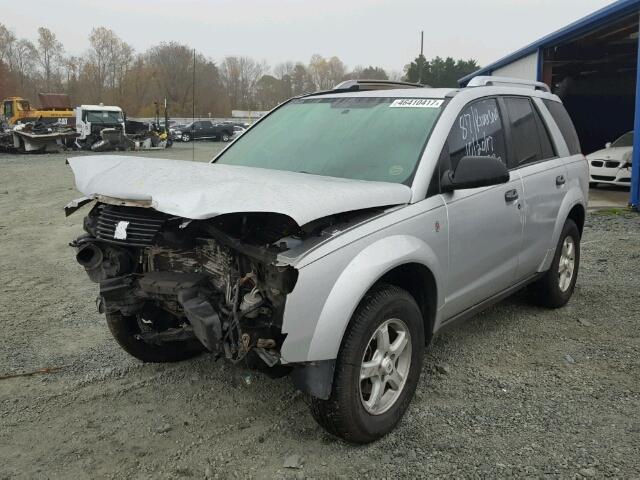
[{"left": 440, "top": 97, "right": 525, "bottom": 319}]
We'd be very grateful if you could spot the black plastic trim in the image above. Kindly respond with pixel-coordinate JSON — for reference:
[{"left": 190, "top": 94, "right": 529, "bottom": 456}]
[{"left": 290, "top": 359, "right": 336, "bottom": 400}]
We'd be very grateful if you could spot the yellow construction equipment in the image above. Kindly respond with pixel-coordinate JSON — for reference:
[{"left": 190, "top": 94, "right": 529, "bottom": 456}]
[{"left": 2, "top": 93, "right": 74, "bottom": 126}]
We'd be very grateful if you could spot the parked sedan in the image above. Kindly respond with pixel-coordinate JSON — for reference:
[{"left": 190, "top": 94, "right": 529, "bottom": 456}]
[
  {"left": 587, "top": 131, "right": 633, "bottom": 187},
  {"left": 179, "top": 121, "right": 234, "bottom": 142}
]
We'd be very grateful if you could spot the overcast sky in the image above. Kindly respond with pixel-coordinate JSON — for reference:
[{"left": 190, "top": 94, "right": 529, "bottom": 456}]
[{"left": 3, "top": 0, "right": 616, "bottom": 73}]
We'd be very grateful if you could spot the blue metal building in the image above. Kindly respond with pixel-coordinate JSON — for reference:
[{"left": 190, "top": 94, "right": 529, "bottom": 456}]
[{"left": 459, "top": 0, "right": 640, "bottom": 209}]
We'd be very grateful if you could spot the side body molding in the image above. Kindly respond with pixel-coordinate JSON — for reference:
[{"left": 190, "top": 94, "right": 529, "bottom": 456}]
[{"left": 280, "top": 232, "right": 445, "bottom": 363}]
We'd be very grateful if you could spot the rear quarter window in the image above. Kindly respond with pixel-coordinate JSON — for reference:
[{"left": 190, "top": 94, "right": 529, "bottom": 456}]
[{"left": 543, "top": 99, "right": 582, "bottom": 155}]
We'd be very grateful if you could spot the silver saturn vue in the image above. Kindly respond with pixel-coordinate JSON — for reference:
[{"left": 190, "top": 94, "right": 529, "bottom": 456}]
[{"left": 66, "top": 77, "right": 588, "bottom": 443}]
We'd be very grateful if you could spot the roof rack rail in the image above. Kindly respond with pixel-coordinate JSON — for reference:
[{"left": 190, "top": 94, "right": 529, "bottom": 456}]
[
  {"left": 467, "top": 76, "right": 551, "bottom": 92},
  {"left": 332, "top": 79, "right": 425, "bottom": 91}
]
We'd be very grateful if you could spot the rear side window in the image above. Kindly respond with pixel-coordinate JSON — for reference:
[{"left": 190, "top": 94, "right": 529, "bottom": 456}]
[
  {"left": 533, "top": 106, "right": 556, "bottom": 159},
  {"left": 446, "top": 98, "right": 507, "bottom": 171},
  {"left": 542, "top": 99, "right": 582, "bottom": 155},
  {"left": 504, "top": 97, "right": 556, "bottom": 166}
]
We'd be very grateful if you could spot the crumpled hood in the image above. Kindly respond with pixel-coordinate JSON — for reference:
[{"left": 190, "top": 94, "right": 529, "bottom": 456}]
[{"left": 68, "top": 156, "right": 412, "bottom": 226}]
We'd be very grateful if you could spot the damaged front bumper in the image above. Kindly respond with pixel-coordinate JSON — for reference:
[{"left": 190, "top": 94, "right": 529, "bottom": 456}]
[{"left": 71, "top": 201, "right": 299, "bottom": 370}]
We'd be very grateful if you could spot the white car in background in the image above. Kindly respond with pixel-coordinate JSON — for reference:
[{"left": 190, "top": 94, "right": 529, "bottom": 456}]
[{"left": 587, "top": 131, "right": 633, "bottom": 187}]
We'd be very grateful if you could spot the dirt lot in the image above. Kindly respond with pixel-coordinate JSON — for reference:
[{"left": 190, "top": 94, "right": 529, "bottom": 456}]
[{"left": 1, "top": 143, "right": 639, "bottom": 479}]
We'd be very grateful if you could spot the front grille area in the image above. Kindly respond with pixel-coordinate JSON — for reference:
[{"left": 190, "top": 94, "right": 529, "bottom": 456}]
[
  {"left": 592, "top": 175, "right": 616, "bottom": 181},
  {"left": 95, "top": 205, "right": 168, "bottom": 246},
  {"left": 605, "top": 161, "right": 620, "bottom": 168},
  {"left": 591, "top": 160, "right": 603, "bottom": 167}
]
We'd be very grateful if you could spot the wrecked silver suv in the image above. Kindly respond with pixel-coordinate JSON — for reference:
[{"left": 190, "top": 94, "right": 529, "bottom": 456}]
[{"left": 67, "top": 78, "right": 588, "bottom": 443}]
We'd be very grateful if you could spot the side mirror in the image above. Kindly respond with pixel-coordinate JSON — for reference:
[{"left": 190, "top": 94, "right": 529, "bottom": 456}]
[
  {"left": 605, "top": 142, "right": 612, "bottom": 149},
  {"left": 441, "top": 156, "right": 509, "bottom": 192}
]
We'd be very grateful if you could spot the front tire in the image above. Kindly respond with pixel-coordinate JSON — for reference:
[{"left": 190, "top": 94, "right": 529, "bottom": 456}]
[
  {"left": 181, "top": 133, "right": 191, "bottom": 142},
  {"left": 532, "top": 219, "right": 580, "bottom": 308},
  {"left": 106, "top": 312, "right": 204, "bottom": 363},
  {"left": 310, "top": 284, "right": 424, "bottom": 444}
]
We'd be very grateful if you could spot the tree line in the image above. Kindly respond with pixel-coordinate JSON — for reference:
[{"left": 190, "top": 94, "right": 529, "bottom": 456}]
[{"left": 0, "top": 24, "right": 480, "bottom": 117}]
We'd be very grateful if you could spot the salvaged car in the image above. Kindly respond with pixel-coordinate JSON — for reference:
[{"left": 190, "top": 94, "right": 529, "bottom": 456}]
[{"left": 66, "top": 77, "right": 588, "bottom": 443}]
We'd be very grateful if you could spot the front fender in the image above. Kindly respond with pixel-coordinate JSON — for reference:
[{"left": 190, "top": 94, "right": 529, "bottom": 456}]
[{"left": 280, "top": 234, "right": 443, "bottom": 363}]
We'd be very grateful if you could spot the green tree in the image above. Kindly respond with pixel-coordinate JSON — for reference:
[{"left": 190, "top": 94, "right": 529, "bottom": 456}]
[
  {"left": 404, "top": 54, "right": 429, "bottom": 84},
  {"left": 346, "top": 65, "right": 388, "bottom": 80},
  {"left": 404, "top": 55, "right": 479, "bottom": 87}
]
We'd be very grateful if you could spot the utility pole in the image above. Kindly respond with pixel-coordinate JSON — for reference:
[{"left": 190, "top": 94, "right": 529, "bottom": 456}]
[{"left": 418, "top": 30, "right": 424, "bottom": 84}]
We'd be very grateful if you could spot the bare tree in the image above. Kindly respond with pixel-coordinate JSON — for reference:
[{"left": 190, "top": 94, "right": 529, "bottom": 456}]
[
  {"left": 220, "top": 56, "right": 268, "bottom": 110},
  {"left": 12, "top": 39, "right": 37, "bottom": 89},
  {"left": 0, "top": 23, "right": 16, "bottom": 68},
  {"left": 308, "top": 55, "right": 347, "bottom": 90},
  {"left": 36, "top": 27, "right": 63, "bottom": 91},
  {"left": 273, "top": 61, "right": 295, "bottom": 80},
  {"left": 86, "top": 27, "right": 133, "bottom": 101},
  {"left": 146, "top": 42, "right": 197, "bottom": 113},
  {"left": 308, "top": 54, "right": 328, "bottom": 90},
  {"left": 326, "top": 56, "right": 346, "bottom": 87}
]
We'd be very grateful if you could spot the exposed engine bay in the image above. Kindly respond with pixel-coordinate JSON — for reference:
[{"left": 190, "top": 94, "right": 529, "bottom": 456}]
[{"left": 70, "top": 200, "right": 380, "bottom": 371}]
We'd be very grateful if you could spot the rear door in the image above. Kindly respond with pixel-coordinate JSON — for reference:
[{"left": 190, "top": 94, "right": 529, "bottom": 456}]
[
  {"left": 502, "top": 96, "right": 567, "bottom": 279},
  {"left": 441, "top": 97, "right": 525, "bottom": 319},
  {"left": 192, "top": 121, "right": 205, "bottom": 139},
  {"left": 203, "top": 121, "right": 216, "bottom": 138}
]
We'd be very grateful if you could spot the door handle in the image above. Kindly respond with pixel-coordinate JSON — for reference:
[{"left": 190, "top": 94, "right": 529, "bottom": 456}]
[
  {"left": 556, "top": 175, "right": 566, "bottom": 186},
  {"left": 504, "top": 189, "right": 519, "bottom": 202}
]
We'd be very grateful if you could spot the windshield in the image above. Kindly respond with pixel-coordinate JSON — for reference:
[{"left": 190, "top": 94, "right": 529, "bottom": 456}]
[
  {"left": 85, "top": 110, "right": 123, "bottom": 124},
  {"left": 215, "top": 96, "right": 443, "bottom": 184},
  {"left": 612, "top": 131, "right": 633, "bottom": 148}
]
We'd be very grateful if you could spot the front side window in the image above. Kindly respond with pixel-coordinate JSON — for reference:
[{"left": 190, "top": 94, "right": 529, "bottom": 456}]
[
  {"left": 446, "top": 98, "right": 507, "bottom": 171},
  {"left": 612, "top": 131, "right": 633, "bottom": 148},
  {"left": 215, "top": 96, "right": 443, "bottom": 184}
]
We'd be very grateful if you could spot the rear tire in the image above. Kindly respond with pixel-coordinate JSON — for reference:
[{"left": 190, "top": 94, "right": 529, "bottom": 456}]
[
  {"left": 532, "top": 219, "right": 580, "bottom": 308},
  {"left": 106, "top": 312, "right": 204, "bottom": 363},
  {"left": 221, "top": 132, "right": 230, "bottom": 142},
  {"left": 310, "top": 284, "right": 424, "bottom": 444}
]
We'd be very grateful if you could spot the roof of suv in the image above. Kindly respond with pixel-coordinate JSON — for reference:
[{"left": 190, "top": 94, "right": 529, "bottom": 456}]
[{"left": 304, "top": 77, "right": 561, "bottom": 102}]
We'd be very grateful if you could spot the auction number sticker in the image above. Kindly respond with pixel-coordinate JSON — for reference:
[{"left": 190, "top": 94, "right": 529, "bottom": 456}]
[{"left": 389, "top": 99, "right": 443, "bottom": 108}]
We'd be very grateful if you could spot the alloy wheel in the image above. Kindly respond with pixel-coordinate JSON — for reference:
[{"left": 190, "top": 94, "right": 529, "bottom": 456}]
[
  {"left": 359, "top": 318, "right": 412, "bottom": 415},
  {"left": 558, "top": 236, "right": 576, "bottom": 292}
]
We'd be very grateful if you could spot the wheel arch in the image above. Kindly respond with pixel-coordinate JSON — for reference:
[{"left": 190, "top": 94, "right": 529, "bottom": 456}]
[
  {"left": 567, "top": 203, "right": 585, "bottom": 237},
  {"left": 376, "top": 262, "right": 438, "bottom": 344},
  {"left": 291, "top": 234, "right": 444, "bottom": 363},
  {"left": 540, "top": 192, "right": 586, "bottom": 272}
]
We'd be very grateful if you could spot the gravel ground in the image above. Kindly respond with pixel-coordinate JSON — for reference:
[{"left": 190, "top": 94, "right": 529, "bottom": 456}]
[{"left": 1, "top": 143, "right": 639, "bottom": 479}]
